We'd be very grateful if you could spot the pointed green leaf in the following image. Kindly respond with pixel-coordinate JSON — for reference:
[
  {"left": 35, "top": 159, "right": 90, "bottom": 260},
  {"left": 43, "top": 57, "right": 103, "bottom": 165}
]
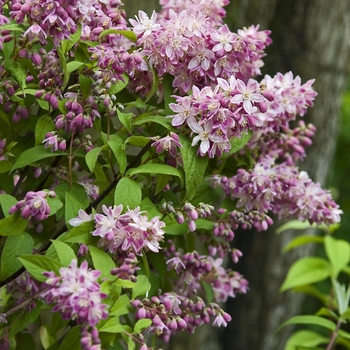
[
  {"left": 11, "top": 145, "right": 66, "bottom": 172},
  {"left": 65, "top": 192, "right": 86, "bottom": 227},
  {"left": 109, "top": 74, "right": 129, "bottom": 95},
  {"left": 180, "top": 136, "right": 208, "bottom": 201},
  {"left": 62, "top": 220, "right": 95, "bottom": 244},
  {"left": 57, "top": 326, "right": 82, "bottom": 350},
  {"left": 226, "top": 131, "right": 252, "bottom": 155},
  {"left": 128, "top": 163, "right": 181, "bottom": 179},
  {"left": 0, "top": 233, "right": 33, "bottom": 280},
  {"left": 85, "top": 147, "right": 102, "bottom": 173},
  {"left": 325, "top": 235, "right": 350, "bottom": 277},
  {"left": 276, "top": 220, "right": 320, "bottom": 234},
  {"left": 66, "top": 61, "right": 84, "bottom": 74},
  {"left": 99, "top": 317, "right": 125, "bottom": 333},
  {"left": 0, "top": 213, "right": 28, "bottom": 236},
  {"left": 285, "top": 330, "right": 328, "bottom": 350},
  {"left": 0, "top": 194, "right": 17, "bottom": 218},
  {"left": 18, "top": 255, "right": 63, "bottom": 282},
  {"left": 132, "top": 275, "right": 151, "bottom": 299},
  {"left": 110, "top": 294, "right": 132, "bottom": 317},
  {"left": 88, "top": 245, "right": 115, "bottom": 280},
  {"left": 280, "top": 257, "right": 331, "bottom": 292},
  {"left": 132, "top": 115, "right": 173, "bottom": 130},
  {"left": 4, "top": 60, "right": 26, "bottom": 90},
  {"left": 277, "top": 315, "right": 336, "bottom": 333},
  {"left": 117, "top": 109, "right": 132, "bottom": 133},
  {"left": 50, "top": 240, "right": 76, "bottom": 266},
  {"left": 79, "top": 74, "right": 92, "bottom": 99},
  {"left": 98, "top": 29, "right": 137, "bottom": 43},
  {"left": 35, "top": 115, "right": 55, "bottom": 146},
  {"left": 114, "top": 177, "right": 142, "bottom": 208},
  {"left": 108, "top": 140, "right": 127, "bottom": 173},
  {"left": 282, "top": 235, "right": 324, "bottom": 252},
  {"left": 134, "top": 319, "right": 152, "bottom": 334}
]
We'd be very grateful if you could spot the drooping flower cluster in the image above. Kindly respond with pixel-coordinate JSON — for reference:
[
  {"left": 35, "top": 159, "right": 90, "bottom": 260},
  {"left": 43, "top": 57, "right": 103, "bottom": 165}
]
[
  {"left": 69, "top": 205, "right": 166, "bottom": 255},
  {"left": 130, "top": 8, "right": 272, "bottom": 95},
  {"left": 41, "top": 259, "right": 109, "bottom": 327},
  {"left": 166, "top": 249, "right": 248, "bottom": 302},
  {"left": 9, "top": 190, "right": 56, "bottom": 221},
  {"left": 211, "top": 156, "right": 342, "bottom": 226},
  {"left": 132, "top": 292, "right": 232, "bottom": 341}
]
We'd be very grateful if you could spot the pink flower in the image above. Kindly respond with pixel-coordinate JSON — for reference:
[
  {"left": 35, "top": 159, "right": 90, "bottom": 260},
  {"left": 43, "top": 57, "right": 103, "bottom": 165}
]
[
  {"left": 130, "top": 10, "right": 160, "bottom": 38},
  {"left": 152, "top": 132, "right": 182, "bottom": 158}
]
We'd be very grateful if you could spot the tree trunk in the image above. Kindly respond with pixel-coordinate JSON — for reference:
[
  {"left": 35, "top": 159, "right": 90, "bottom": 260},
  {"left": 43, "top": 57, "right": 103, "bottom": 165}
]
[{"left": 224, "top": 1, "right": 350, "bottom": 349}]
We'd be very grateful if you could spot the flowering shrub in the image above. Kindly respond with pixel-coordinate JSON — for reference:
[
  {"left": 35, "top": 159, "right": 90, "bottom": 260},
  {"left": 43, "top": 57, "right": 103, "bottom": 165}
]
[{"left": 0, "top": 0, "right": 342, "bottom": 349}]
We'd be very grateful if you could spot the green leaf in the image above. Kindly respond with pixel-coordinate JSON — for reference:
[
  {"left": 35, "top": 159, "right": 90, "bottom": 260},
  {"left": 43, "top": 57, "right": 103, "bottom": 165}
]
[
  {"left": 0, "top": 233, "right": 33, "bottom": 281},
  {"left": 113, "top": 279, "right": 135, "bottom": 289},
  {"left": 154, "top": 173, "right": 171, "bottom": 195},
  {"left": 11, "top": 145, "right": 66, "bottom": 172},
  {"left": 282, "top": 235, "right": 324, "bottom": 252},
  {"left": 195, "top": 218, "right": 215, "bottom": 231},
  {"left": 145, "top": 65, "right": 159, "bottom": 102},
  {"left": 280, "top": 257, "right": 331, "bottom": 292},
  {"left": 2, "top": 40, "right": 15, "bottom": 60},
  {"left": 201, "top": 280, "right": 214, "bottom": 303},
  {"left": 277, "top": 315, "right": 336, "bottom": 333},
  {"left": 98, "top": 29, "right": 137, "bottom": 43},
  {"left": 88, "top": 245, "right": 115, "bottom": 280},
  {"left": 56, "top": 46, "right": 69, "bottom": 90},
  {"left": 117, "top": 109, "right": 132, "bottom": 133},
  {"left": 132, "top": 275, "right": 151, "bottom": 299},
  {"left": 315, "top": 307, "right": 339, "bottom": 321},
  {"left": 0, "top": 213, "right": 28, "bottom": 236},
  {"left": 85, "top": 146, "right": 102, "bottom": 173},
  {"left": 108, "top": 140, "right": 127, "bottom": 173},
  {"left": 46, "top": 196, "right": 64, "bottom": 216},
  {"left": 124, "top": 136, "right": 151, "bottom": 148},
  {"left": 110, "top": 294, "right": 132, "bottom": 317},
  {"left": 134, "top": 319, "right": 152, "bottom": 334},
  {"left": 50, "top": 240, "right": 76, "bottom": 266},
  {"left": 132, "top": 115, "right": 173, "bottom": 130},
  {"left": 65, "top": 192, "right": 86, "bottom": 227},
  {"left": 163, "top": 74, "right": 176, "bottom": 115},
  {"left": 276, "top": 220, "right": 320, "bottom": 234},
  {"left": 128, "top": 335, "right": 136, "bottom": 350},
  {"left": 140, "top": 198, "right": 162, "bottom": 219},
  {"left": 226, "top": 131, "right": 252, "bottom": 155},
  {"left": 114, "top": 177, "right": 142, "bottom": 208},
  {"left": 0, "top": 160, "right": 13, "bottom": 174},
  {"left": 333, "top": 278, "right": 350, "bottom": 315},
  {"left": 128, "top": 163, "right": 182, "bottom": 179},
  {"left": 0, "top": 23, "right": 27, "bottom": 32},
  {"left": 285, "top": 330, "right": 328, "bottom": 350},
  {"left": 325, "top": 235, "right": 350, "bottom": 277},
  {"left": 35, "top": 115, "right": 55, "bottom": 146},
  {"left": 63, "top": 220, "right": 95, "bottom": 244},
  {"left": 40, "top": 325, "right": 56, "bottom": 350},
  {"left": 164, "top": 221, "right": 188, "bottom": 236},
  {"left": 66, "top": 61, "right": 84, "bottom": 74},
  {"left": 180, "top": 136, "right": 208, "bottom": 201},
  {"left": 4, "top": 60, "right": 26, "bottom": 90},
  {"left": 57, "top": 326, "right": 82, "bottom": 350},
  {"left": 18, "top": 255, "right": 63, "bottom": 282},
  {"left": 0, "top": 194, "right": 17, "bottom": 218},
  {"left": 109, "top": 74, "right": 129, "bottom": 95},
  {"left": 79, "top": 74, "right": 92, "bottom": 99},
  {"left": 293, "top": 285, "right": 329, "bottom": 304},
  {"left": 99, "top": 317, "right": 125, "bottom": 333},
  {"left": 61, "top": 24, "right": 82, "bottom": 54}
]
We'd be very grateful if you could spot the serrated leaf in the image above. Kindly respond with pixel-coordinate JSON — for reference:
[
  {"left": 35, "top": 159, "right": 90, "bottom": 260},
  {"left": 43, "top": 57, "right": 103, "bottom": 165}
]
[
  {"left": 280, "top": 257, "right": 331, "bottom": 292},
  {"left": 46, "top": 196, "right": 63, "bottom": 216},
  {"left": 61, "top": 24, "right": 82, "bottom": 54},
  {"left": 0, "top": 233, "right": 33, "bottom": 280},
  {"left": 117, "top": 109, "right": 132, "bottom": 133},
  {"left": 99, "top": 317, "right": 125, "bottom": 333},
  {"left": 79, "top": 74, "right": 92, "bottom": 99},
  {"left": 18, "top": 255, "right": 63, "bottom": 282},
  {"left": 0, "top": 213, "right": 28, "bottom": 236},
  {"left": 66, "top": 61, "right": 84, "bottom": 74},
  {"left": 88, "top": 245, "right": 115, "bottom": 280},
  {"left": 325, "top": 236, "right": 350, "bottom": 277},
  {"left": 85, "top": 147, "right": 102, "bottom": 173},
  {"left": 63, "top": 220, "right": 95, "bottom": 244},
  {"left": 65, "top": 192, "right": 86, "bottom": 227},
  {"left": 277, "top": 315, "right": 336, "bottom": 333},
  {"left": 124, "top": 136, "right": 150, "bottom": 148},
  {"left": 128, "top": 163, "right": 181, "bottom": 179},
  {"left": 4, "top": 60, "right": 26, "bottom": 90},
  {"left": 50, "top": 240, "right": 76, "bottom": 266},
  {"left": 114, "top": 177, "right": 142, "bottom": 208},
  {"left": 226, "top": 131, "right": 252, "bottom": 155},
  {"left": 11, "top": 145, "right": 66, "bottom": 172},
  {"left": 282, "top": 235, "right": 324, "bottom": 252},
  {"left": 132, "top": 115, "right": 173, "bottom": 130},
  {"left": 110, "top": 294, "right": 132, "bottom": 317},
  {"left": 180, "top": 136, "right": 208, "bottom": 201},
  {"left": 107, "top": 140, "right": 127, "bottom": 173},
  {"left": 35, "top": 115, "right": 55, "bottom": 146},
  {"left": 0, "top": 194, "right": 17, "bottom": 218},
  {"left": 109, "top": 74, "right": 129, "bottom": 95},
  {"left": 134, "top": 319, "right": 152, "bottom": 334},
  {"left": 131, "top": 275, "right": 151, "bottom": 299}
]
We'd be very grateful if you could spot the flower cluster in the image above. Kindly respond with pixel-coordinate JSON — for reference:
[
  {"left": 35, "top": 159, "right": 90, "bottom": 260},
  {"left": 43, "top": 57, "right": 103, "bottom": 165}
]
[
  {"left": 130, "top": 7, "right": 272, "bottom": 94},
  {"left": 166, "top": 250, "right": 248, "bottom": 302},
  {"left": 9, "top": 190, "right": 55, "bottom": 221},
  {"left": 70, "top": 205, "right": 166, "bottom": 255},
  {"left": 132, "top": 292, "right": 232, "bottom": 342},
  {"left": 41, "top": 259, "right": 108, "bottom": 327},
  {"left": 211, "top": 156, "right": 342, "bottom": 226}
]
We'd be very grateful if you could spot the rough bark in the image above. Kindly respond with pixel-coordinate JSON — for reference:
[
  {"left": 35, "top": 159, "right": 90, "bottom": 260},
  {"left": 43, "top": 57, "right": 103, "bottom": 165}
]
[{"left": 224, "top": 1, "right": 350, "bottom": 349}]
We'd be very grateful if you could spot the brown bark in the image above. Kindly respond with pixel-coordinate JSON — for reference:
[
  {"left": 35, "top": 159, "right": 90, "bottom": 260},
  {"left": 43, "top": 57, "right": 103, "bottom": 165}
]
[{"left": 224, "top": 1, "right": 350, "bottom": 349}]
